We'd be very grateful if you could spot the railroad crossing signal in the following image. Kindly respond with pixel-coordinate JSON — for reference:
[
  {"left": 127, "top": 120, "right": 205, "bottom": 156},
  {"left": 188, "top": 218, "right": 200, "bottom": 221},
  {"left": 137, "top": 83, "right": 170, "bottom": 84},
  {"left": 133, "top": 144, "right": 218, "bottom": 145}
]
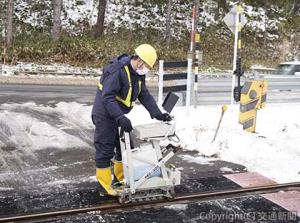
[{"left": 239, "top": 80, "right": 268, "bottom": 132}]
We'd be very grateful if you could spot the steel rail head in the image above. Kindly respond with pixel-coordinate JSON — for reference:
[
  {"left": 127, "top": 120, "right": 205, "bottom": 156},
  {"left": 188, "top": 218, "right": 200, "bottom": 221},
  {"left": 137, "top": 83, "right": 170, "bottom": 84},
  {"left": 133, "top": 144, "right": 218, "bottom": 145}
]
[{"left": 1, "top": 181, "right": 299, "bottom": 223}]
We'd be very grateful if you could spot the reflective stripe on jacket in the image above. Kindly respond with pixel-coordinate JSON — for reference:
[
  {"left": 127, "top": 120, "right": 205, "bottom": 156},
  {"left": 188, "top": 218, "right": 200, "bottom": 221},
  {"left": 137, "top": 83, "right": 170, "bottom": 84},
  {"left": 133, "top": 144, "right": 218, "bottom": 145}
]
[
  {"left": 98, "top": 65, "right": 141, "bottom": 108},
  {"left": 91, "top": 54, "right": 161, "bottom": 120}
]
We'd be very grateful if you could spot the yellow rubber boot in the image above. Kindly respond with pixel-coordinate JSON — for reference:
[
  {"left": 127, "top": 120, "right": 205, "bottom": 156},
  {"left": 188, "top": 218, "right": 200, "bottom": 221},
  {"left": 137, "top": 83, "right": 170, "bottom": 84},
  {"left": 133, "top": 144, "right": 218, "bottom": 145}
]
[
  {"left": 96, "top": 168, "right": 119, "bottom": 196},
  {"left": 113, "top": 160, "right": 124, "bottom": 182}
]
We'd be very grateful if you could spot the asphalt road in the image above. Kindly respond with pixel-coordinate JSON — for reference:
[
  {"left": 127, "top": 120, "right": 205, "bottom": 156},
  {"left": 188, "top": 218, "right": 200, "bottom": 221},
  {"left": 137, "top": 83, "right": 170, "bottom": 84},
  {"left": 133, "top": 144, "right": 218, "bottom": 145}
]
[{"left": 0, "top": 76, "right": 300, "bottom": 105}]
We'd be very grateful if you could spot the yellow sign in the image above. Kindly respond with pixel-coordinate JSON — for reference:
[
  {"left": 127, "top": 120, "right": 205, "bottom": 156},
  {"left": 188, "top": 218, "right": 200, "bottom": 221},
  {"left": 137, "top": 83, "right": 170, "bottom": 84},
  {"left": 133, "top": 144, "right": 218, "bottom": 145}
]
[
  {"left": 239, "top": 80, "right": 268, "bottom": 132},
  {"left": 195, "top": 33, "right": 201, "bottom": 43}
]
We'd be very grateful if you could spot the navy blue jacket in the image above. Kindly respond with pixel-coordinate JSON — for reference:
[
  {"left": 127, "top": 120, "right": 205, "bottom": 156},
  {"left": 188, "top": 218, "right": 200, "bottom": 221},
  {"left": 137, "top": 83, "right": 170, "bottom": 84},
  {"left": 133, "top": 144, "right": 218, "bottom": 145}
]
[{"left": 92, "top": 54, "right": 161, "bottom": 121}]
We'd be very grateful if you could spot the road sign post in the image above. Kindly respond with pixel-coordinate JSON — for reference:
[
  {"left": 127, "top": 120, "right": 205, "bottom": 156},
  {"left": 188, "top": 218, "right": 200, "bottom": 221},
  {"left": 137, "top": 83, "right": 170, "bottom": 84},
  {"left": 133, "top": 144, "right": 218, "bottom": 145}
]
[{"left": 223, "top": 4, "right": 247, "bottom": 106}]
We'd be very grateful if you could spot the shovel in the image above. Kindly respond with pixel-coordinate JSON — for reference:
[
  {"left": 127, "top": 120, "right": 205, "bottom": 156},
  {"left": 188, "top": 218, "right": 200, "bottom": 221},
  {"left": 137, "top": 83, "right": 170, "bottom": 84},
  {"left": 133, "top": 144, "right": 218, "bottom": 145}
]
[{"left": 211, "top": 105, "right": 228, "bottom": 143}]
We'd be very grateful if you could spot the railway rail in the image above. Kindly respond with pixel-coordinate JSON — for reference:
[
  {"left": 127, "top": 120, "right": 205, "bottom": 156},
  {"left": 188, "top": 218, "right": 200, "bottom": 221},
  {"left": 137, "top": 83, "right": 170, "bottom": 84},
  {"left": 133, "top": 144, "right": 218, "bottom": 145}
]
[{"left": 1, "top": 182, "right": 299, "bottom": 223}]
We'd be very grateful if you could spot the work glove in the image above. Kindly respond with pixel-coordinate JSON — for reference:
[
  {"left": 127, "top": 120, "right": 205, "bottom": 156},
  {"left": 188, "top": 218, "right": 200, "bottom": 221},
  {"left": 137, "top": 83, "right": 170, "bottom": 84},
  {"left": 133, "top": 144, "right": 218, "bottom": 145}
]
[
  {"left": 155, "top": 113, "right": 172, "bottom": 122},
  {"left": 117, "top": 116, "right": 133, "bottom": 132}
]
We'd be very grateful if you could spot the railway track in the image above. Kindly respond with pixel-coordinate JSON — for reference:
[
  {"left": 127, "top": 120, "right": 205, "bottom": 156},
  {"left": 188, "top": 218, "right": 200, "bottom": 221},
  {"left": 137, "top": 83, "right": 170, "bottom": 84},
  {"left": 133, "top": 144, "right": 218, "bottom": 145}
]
[{"left": 1, "top": 182, "right": 299, "bottom": 223}]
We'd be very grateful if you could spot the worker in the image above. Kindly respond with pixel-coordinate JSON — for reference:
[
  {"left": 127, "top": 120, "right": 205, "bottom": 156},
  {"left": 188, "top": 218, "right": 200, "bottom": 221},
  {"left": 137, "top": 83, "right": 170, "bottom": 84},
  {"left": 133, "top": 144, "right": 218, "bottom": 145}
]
[{"left": 91, "top": 44, "right": 172, "bottom": 196}]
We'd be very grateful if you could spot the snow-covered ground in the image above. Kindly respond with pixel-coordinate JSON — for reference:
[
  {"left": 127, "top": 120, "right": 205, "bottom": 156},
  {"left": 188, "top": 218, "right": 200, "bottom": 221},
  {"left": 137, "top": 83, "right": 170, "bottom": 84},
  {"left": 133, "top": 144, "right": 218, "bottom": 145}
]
[
  {"left": 0, "top": 102, "right": 299, "bottom": 183},
  {"left": 128, "top": 103, "right": 300, "bottom": 184}
]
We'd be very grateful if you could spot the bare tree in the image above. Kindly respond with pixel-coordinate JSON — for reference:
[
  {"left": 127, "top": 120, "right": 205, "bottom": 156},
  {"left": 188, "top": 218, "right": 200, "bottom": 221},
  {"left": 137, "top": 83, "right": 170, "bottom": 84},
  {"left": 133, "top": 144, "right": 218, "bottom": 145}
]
[
  {"left": 216, "top": 0, "right": 229, "bottom": 13},
  {"left": 290, "top": 0, "right": 300, "bottom": 16},
  {"left": 94, "top": 0, "right": 107, "bottom": 38},
  {"left": 52, "top": 0, "right": 62, "bottom": 41},
  {"left": 6, "top": 0, "right": 13, "bottom": 48},
  {"left": 165, "top": 0, "right": 173, "bottom": 47}
]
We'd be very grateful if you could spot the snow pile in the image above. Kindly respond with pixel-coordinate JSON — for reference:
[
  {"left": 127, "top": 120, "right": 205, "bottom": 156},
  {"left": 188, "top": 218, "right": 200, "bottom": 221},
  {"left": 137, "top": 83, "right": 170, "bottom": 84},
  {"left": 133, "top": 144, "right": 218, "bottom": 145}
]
[
  {"left": 1, "top": 101, "right": 299, "bottom": 183},
  {"left": 128, "top": 103, "right": 300, "bottom": 183},
  {"left": 0, "top": 102, "right": 93, "bottom": 171},
  {"left": 0, "top": 102, "right": 92, "bottom": 151}
]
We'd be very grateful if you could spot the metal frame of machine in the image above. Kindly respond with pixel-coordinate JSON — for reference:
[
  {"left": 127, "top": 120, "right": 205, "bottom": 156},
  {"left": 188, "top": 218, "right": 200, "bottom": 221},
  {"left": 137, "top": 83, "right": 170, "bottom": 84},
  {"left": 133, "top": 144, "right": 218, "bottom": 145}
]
[{"left": 118, "top": 121, "right": 181, "bottom": 203}]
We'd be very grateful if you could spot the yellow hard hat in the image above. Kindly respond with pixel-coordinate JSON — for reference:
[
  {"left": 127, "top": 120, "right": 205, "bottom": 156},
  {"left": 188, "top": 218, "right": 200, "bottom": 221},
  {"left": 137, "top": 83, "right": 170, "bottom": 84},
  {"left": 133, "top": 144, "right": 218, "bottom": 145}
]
[{"left": 134, "top": 44, "right": 157, "bottom": 68}]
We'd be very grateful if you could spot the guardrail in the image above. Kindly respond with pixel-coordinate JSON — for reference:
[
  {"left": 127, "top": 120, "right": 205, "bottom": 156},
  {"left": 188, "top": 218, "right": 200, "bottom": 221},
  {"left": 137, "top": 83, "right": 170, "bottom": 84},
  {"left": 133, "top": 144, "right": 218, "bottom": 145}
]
[{"left": 250, "top": 66, "right": 276, "bottom": 74}]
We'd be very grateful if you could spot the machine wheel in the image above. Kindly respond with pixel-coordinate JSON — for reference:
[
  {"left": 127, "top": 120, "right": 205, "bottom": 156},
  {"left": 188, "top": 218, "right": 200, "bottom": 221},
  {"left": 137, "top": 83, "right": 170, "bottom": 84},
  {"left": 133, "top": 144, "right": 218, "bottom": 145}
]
[
  {"left": 118, "top": 193, "right": 130, "bottom": 204},
  {"left": 168, "top": 164, "right": 176, "bottom": 170},
  {"left": 167, "top": 187, "right": 175, "bottom": 199}
]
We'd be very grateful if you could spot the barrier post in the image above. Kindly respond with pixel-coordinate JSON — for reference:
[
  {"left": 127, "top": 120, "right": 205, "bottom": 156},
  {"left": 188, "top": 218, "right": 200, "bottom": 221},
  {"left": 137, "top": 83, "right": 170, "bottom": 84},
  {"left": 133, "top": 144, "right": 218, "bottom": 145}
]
[
  {"left": 158, "top": 60, "right": 164, "bottom": 105},
  {"left": 193, "top": 33, "right": 202, "bottom": 108},
  {"left": 186, "top": 52, "right": 193, "bottom": 112}
]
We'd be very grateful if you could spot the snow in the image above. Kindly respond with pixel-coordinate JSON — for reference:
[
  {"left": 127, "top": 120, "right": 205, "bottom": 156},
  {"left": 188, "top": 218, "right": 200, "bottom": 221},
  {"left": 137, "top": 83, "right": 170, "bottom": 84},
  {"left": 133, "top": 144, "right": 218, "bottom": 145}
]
[
  {"left": 82, "top": 176, "right": 97, "bottom": 183},
  {"left": 127, "top": 103, "right": 300, "bottom": 183},
  {"left": 243, "top": 5, "right": 284, "bottom": 34},
  {"left": 0, "top": 102, "right": 91, "bottom": 153},
  {"left": 0, "top": 63, "right": 102, "bottom": 77},
  {"left": 4, "top": 0, "right": 263, "bottom": 38},
  {"left": 220, "top": 167, "right": 235, "bottom": 173},
  {"left": 47, "top": 179, "right": 74, "bottom": 186},
  {"left": 165, "top": 204, "right": 188, "bottom": 210},
  {"left": 280, "top": 61, "right": 300, "bottom": 65},
  {"left": 1, "top": 101, "right": 299, "bottom": 183},
  {"left": 179, "top": 154, "right": 215, "bottom": 166},
  {"left": 0, "top": 187, "right": 14, "bottom": 191}
]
